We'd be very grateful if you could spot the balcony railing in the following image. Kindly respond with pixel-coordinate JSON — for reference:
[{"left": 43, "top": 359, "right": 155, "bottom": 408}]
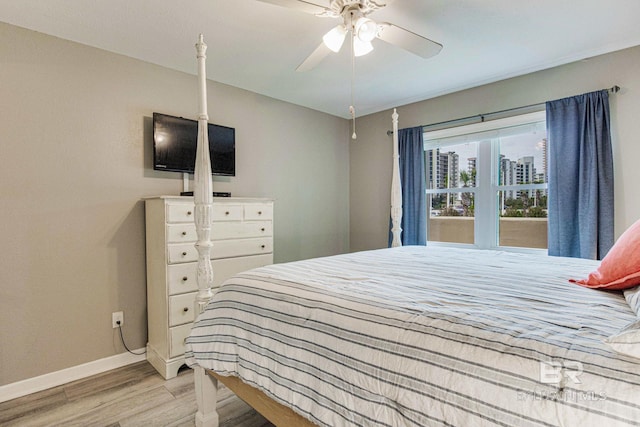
[{"left": 428, "top": 217, "right": 548, "bottom": 249}]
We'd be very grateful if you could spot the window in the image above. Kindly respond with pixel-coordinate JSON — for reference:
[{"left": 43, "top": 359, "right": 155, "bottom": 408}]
[{"left": 424, "top": 111, "right": 547, "bottom": 251}]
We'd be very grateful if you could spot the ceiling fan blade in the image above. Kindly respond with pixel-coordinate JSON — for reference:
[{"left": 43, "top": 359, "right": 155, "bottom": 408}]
[
  {"left": 296, "top": 42, "right": 332, "bottom": 72},
  {"left": 376, "top": 23, "right": 442, "bottom": 59},
  {"left": 255, "top": 0, "right": 329, "bottom": 15}
]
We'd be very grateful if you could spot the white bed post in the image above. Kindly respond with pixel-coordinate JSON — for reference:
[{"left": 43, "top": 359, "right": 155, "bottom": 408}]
[
  {"left": 390, "top": 108, "right": 403, "bottom": 247},
  {"left": 193, "top": 34, "right": 219, "bottom": 427}
]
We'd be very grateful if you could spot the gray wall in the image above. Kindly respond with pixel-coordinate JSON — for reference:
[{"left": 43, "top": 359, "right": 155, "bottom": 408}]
[
  {"left": 350, "top": 45, "right": 640, "bottom": 252},
  {"left": 0, "top": 22, "right": 350, "bottom": 386}
]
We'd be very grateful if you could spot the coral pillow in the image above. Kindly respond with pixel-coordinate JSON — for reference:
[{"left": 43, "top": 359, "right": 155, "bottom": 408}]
[{"left": 570, "top": 219, "right": 640, "bottom": 290}]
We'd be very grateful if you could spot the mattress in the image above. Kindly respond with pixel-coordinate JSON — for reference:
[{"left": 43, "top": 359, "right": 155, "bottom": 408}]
[{"left": 185, "top": 246, "right": 640, "bottom": 426}]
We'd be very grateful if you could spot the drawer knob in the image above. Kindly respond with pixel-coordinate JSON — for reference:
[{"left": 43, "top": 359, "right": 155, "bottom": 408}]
[
  {"left": 225, "top": 211, "right": 230, "bottom": 215},
  {"left": 181, "top": 231, "right": 187, "bottom": 236},
  {"left": 261, "top": 245, "right": 266, "bottom": 249},
  {"left": 183, "top": 307, "right": 189, "bottom": 312},
  {"left": 258, "top": 211, "right": 262, "bottom": 215},
  {"left": 187, "top": 211, "right": 192, "bottom": 216},
  {"left": 261, "top": 228, "right": 265, "bottom": 232},
  {"left": 182, "top": 252, "right": 187, "bottom": 256},
  {"left": 182, "top": 276, "right": 188, "bottom": 282}
]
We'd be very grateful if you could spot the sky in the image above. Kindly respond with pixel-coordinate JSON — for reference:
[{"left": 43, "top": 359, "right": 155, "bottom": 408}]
[{"left": 438, "top": 131, "right": 547, "bottom": 177}]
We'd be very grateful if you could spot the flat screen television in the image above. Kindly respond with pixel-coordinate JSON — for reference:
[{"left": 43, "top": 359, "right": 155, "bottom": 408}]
[{"left": 153, "top": 112, "right": 235, "bottom": 176}]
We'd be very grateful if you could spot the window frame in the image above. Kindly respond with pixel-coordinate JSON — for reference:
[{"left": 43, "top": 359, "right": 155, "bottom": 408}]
[{"left": 424, "top": 111, "right": 547, "bottom": 254}]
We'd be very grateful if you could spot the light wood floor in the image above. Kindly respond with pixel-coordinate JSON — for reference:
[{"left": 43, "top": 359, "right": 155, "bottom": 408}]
[{"left": 0, "top": 361, "right": 274, "bottom": 427}]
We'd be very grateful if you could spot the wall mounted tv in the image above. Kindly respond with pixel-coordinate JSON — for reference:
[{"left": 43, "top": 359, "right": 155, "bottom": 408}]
[{"left": 153, "top": 112, "right": 235, "bottom": 176}]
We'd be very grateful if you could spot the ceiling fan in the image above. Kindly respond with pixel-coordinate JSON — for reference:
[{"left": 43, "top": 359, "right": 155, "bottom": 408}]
[{"left": 257, "top": 0, "right": 443, "bottom": 71}]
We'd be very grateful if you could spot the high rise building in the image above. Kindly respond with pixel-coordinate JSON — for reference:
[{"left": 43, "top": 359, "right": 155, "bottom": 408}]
[
  {"left": 499, "top": 155, "right": 538, "bottom": 199},
  {"left": 427, "top": 149, "right": 459, "bottom": 189},
  {"left": 467, "top": 157, "right": 477, "bottom": 187},
  {"left": 517, "top": 156, "right": 536, "bottom": 198}
]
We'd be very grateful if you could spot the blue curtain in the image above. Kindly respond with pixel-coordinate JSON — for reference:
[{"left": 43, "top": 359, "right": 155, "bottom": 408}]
[
  {"left": 389, "top": 126, "right": 427, "bottom": 246},
  {"left": 546, "top": 90, "right": 614, "bottom": 260}
]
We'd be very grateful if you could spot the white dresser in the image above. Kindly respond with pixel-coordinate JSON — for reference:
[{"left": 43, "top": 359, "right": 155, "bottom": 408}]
[{"left": 144, "top": 196, "right": 274, "bottom": 379}]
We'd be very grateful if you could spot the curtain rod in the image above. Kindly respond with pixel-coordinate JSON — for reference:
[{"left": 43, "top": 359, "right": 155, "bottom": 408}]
[{"left": 387, "top": 85, "right": 620, "bottom": 136}]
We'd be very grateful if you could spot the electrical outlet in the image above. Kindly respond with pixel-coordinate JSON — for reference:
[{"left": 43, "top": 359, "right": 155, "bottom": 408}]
[{"left": 112, "top": 311, "right": 124, "bottom": 328}]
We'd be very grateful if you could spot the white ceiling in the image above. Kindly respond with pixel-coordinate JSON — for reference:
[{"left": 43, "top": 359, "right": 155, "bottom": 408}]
[{"left": 2, "top": 0, "right": 640, "bottom": 118}]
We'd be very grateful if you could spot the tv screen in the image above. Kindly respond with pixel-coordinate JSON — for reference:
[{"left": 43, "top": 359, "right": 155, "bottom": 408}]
[{"left": 153, "top": 112, "right": 235, "bottom": 176}]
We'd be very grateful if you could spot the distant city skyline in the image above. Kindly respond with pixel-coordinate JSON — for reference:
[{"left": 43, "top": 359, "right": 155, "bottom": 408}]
[{"left": 434, "top": 132, "right": 547, "bottom": 185}]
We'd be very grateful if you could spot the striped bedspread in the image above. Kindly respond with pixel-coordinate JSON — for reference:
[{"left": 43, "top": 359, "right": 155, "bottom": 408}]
[{"left": 185, "top": 246, "right": 640, "bottom": 427}]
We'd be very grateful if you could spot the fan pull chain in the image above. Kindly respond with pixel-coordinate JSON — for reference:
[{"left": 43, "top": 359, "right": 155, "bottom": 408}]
[
  {"left": 350, "top": 23, "right": 357, "bottom": 140},
  {"left": 350, "top": 106, "right": 356, "bottom": 139}
]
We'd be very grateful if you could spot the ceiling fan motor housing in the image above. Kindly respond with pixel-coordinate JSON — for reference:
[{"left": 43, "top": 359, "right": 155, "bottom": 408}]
[{"left": 326, "top": 0, "right": 388, "bottom": 17}]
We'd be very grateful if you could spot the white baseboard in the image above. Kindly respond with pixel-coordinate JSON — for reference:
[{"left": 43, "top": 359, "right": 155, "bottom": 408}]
[{"left": 0, "top": 349, "right": 146, "bottom": 403}]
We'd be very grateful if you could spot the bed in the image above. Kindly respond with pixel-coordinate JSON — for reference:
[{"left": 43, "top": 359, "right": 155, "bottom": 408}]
[
  {"left": 184, "top": 35, "right": 640, "bottom": 427},
  {"left": 186, "top": 246, "right": 640, "bottom": 426}
]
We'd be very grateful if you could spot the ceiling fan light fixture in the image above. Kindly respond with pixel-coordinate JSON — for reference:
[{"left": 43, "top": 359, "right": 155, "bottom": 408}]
[
  {"left": 353, "top": 37, "right": 374, "bottom": 56},
  {"left": 322, "top": 25, "right": 347, "bottom": 52},
  {"left": 355, "top": 17, "right": 377, "bottom": 42}
]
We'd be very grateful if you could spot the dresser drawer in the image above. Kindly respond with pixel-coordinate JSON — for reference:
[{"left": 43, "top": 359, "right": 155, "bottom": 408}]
[
  {"left": 212, "top": 204, "right": 243, "bottom": 221},
  {"left": 167, "top": 203, "right": 243, "bottom": 223},
  {"left": 169, "top": 292, "right": 197, "bottom": 327},
  {"left": 167, "top": 224, "right": 198, "bottom": 243},
  {"left": 167, "top": 263, "right": 198, "bottom": 295},
  {"left": 168, "top": 221, "right": 272, "bottom": 244},
  {"left": 214, "top": 238, "right": 273, "bottom": 259},
  {"left": 167, "top": 244, "right": 199, "bottom": 264},
  {"left": 166, "top": 203, "right": 196, "bottom": 223},
  {"left": 244, "top": 203, "right": 273, "bottom": 220},
  {"left": 169, "top": 238, "right": 273, "bottom": 263},
  {"left": 211, "top": 221, "right": 273, "bottom": 240},
  {"left": 169, "top": 323, "right": 192, "bottom": 359},
  {"left": 168, "top": 254, "right": 273, "bottom": 293}
]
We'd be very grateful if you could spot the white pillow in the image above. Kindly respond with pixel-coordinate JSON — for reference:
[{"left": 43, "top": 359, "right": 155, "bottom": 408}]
[
  {"left": 604, "top": 320, "right": 640, "bottom": 359},
  {"left": 624, "top": 285, "right": 640, "bottom": 317}
]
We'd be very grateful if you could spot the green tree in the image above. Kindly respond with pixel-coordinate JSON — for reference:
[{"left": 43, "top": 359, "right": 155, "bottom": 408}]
[
  {"left": 528, "top": 206, "right": 547, "bottom": 218},
  {"left": 440, "top": 207, "right": 461, "bottom": 216},
  {"left": 459, "top": 169, "right": 475, "bottom": 217}
]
